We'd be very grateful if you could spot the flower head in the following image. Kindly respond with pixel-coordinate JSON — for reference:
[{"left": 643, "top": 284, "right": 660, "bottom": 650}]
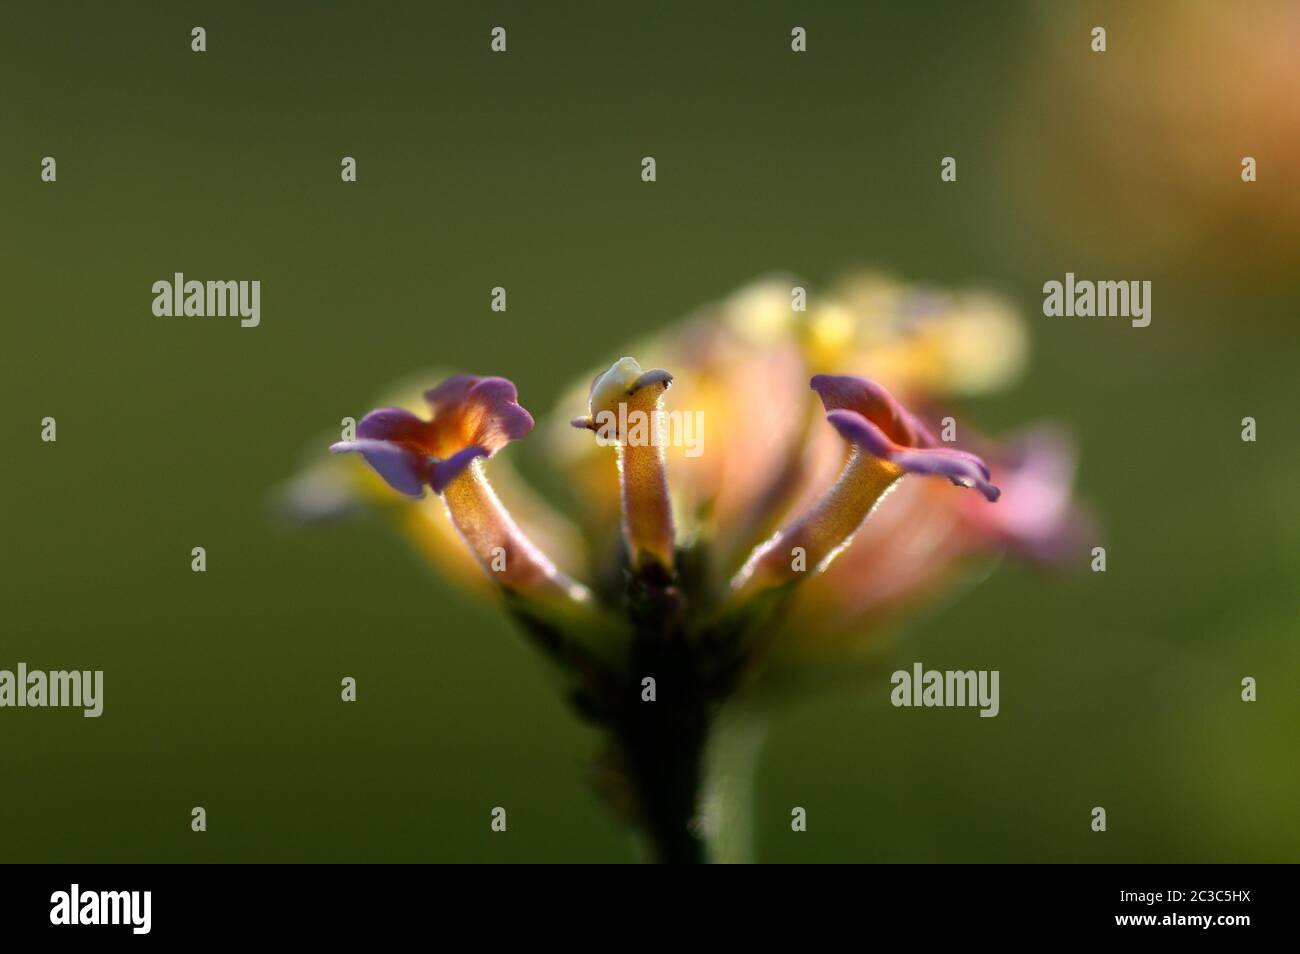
[
  {"left": 289, "top": 272, "right": 1091, "bottom": 862},
  {"left": 571, "top": 357, "right": 677, "bottom": 576},
  {"left": 811, "top": 374, "right": 1000, "bottom": 502},
  {"left": 331, "top": 374, "right": 588, "bottom": 609},
  {"left": 330, "top": 374, "right": 533, "bottom": 496},
  {"left": 730, "top": 375, "right": 999, "bottom": 599}
]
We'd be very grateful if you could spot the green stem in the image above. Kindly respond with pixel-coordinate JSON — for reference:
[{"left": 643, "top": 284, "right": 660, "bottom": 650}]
[
  {"left": 620, "top": 710, "right": 767, "bottom": 864},
  {"left": 609, "top": 557, "right": 769, "bottom": 863},
  {"left": 620, "top": 716, "right": 710, "bottom": 864},
  {"left": 701, "top": 713, "right": 767, "bottom": 864},
  {"left": 618, "top": 573, "right": 709, "bottom": 864}
]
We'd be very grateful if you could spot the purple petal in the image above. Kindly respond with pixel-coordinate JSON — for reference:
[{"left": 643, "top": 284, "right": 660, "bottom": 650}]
[
  {"left": 356, "top": 407, "right": 430, "bottom": 444},
  {"left": 423, "top": 375, "right": 481, "bottom": 414},
  {"left": 425, "top": 375, "right": 534, "bottom": 454},
  {"left": 429, "top": 445, "right": 489, "bottom": 493},
  {"left": 980, "top": 429, "right": 1089, "bottom": 558},
  {"left": 330, "top": 438, "right": 430, "bottom": 498},
  {"left": 332, "top": 375, "right": 534, "bottom": 499},
  {"left": 826, "top": 409, "right": 1001, "bottom": 502},
  {"left": 811, "top": 374, "right": 930, "bottom": 447}
]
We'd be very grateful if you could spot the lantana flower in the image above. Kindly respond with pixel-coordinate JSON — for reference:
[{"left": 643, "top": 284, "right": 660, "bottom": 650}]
[
  {"left": 731, "top": 373, "right": 999, "bottom": 599},
  {"left": 329, "top": 375, "right": 588, "bottom": 605},
  {"left": 283, "top": 273, "right": 1088, "bottom": 863}
]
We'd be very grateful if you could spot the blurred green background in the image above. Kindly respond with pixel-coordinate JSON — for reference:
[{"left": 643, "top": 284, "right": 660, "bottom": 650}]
[{"left": 2, "top": 1, "right": 1297, "bottom": 862}]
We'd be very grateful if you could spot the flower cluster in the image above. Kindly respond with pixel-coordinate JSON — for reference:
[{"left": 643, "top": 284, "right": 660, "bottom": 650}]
[{"left": 283, "top": 273, "right": 1088, "bottom": 861}]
